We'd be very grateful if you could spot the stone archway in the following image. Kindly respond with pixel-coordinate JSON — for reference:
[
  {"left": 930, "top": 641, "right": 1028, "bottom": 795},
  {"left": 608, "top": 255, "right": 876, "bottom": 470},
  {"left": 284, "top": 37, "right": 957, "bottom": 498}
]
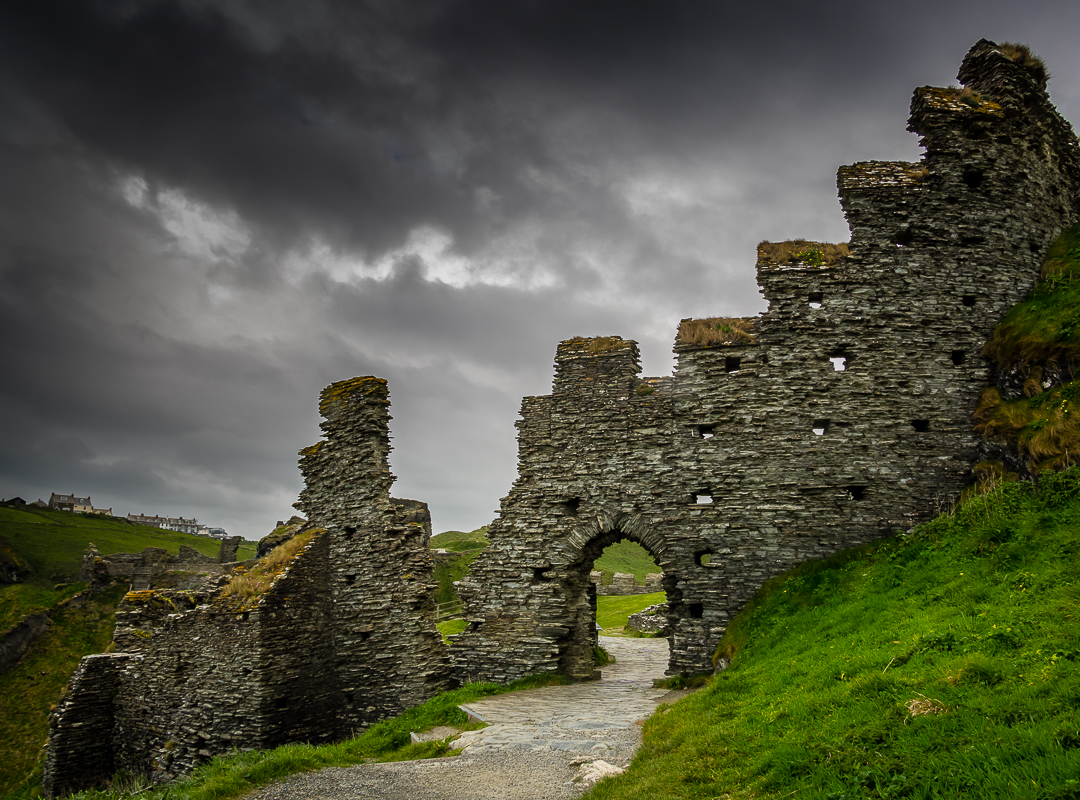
[{"left": 547, "top": 512, "right": 678, "bottom": 681}]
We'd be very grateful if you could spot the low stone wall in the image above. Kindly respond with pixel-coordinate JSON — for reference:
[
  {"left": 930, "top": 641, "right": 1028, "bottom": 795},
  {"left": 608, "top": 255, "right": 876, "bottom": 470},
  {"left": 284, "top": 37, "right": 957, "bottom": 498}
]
[{"left": 590, "top": 571, "right": 664, "bottom": 596}]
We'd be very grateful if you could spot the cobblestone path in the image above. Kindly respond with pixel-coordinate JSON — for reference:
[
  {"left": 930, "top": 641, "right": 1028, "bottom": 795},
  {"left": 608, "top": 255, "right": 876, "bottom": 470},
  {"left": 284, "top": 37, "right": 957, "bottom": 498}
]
[
  {"left": 452, "top": 636, "right": 673, "bottom": 758},
  {"left": 245, "top": 637, "right": 677, "bottom": 800}
]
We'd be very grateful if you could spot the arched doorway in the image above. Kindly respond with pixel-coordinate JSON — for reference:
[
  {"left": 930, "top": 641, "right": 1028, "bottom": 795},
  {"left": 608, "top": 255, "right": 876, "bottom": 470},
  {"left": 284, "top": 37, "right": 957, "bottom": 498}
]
[{"left": 552, "top": 517, "right": 677, "bottom": 681}]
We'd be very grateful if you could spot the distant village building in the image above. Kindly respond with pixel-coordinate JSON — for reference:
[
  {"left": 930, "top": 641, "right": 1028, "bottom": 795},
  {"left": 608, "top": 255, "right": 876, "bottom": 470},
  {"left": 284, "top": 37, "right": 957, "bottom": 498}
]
[
  {"left": 126, "top": 513, "right": 199, "bottom": 534},
  {"left": 46, "top": 493, "right": 112, "bottom": 515},
  {"left": 49, "top": 493, "right": 92, "bottom": 513},
  {"left": 196, "top": 526, "right": 229, "bottom": 539}
]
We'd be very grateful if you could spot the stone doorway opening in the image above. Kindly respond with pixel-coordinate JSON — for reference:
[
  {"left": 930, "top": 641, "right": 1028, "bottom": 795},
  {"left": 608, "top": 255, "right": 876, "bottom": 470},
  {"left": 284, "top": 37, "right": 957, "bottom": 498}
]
[{"left": 556, "top": 528, "right": 675, "bottom": 681}]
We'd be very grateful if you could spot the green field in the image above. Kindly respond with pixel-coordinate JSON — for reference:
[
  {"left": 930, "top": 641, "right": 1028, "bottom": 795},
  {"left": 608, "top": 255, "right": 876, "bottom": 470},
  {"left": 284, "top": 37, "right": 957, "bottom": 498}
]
[
  {"left": 0, "top": 505, "right": 256, "bottom": 583},
  {"left": 597, "top": 591, "right": 666, "bottom": 634}
]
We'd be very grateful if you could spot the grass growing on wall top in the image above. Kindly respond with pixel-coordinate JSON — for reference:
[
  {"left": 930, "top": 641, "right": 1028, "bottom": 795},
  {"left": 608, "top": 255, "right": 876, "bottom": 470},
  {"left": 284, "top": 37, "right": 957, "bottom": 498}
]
[
  {"left": 584, "top": 471, "right": 1080, "bottom": 800},
  {"left": 221, "top": 529, "right": 317, "bottom": 602}
]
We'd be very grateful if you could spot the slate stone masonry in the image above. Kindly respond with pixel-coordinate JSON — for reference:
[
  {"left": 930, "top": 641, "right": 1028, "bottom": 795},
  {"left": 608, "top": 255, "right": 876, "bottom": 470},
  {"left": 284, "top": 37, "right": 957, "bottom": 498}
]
[
  {"left": 452, "top": 40, "right": 1080, "bottom": 680},
  {"left": 42, "top": 39, "right": 1080, "bottom": 795},
  {"left": 44, "top": 377, "right": 449, "bottom": 793}
]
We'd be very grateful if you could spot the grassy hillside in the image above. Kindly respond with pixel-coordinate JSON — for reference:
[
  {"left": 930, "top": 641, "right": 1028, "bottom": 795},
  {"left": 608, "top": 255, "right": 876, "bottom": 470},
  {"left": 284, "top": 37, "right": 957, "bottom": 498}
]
[
  {"left": 586, "top": 471, "right": 1080, "bottom": 799},
  {"left": 976, "top": 221, "right": 1080, "bottom": 477},
  {"left": 430, "top": 526, "right": 488, "bottom": 552},
  {"left": 594, "top": 540, "right": 661, "bottom": 582},
  {"left": 0, "top": 505, "right": 255, "bottom": 583},
  {"left": 0, "top": 584, "right": 126, "bottom": 797}
]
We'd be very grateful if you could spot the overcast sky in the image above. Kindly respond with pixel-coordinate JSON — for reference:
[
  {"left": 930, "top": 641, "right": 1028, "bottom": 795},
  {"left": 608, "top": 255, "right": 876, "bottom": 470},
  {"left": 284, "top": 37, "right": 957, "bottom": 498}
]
[{"left": 2, "top": 1, "right": 1078, "bottom": 540}]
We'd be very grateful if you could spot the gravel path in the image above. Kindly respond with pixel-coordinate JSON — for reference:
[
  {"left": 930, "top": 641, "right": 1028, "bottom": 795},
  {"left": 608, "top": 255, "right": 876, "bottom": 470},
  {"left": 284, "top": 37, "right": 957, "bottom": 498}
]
[{"left": 245, "top": 637, "right": 675, "bottom": 800}]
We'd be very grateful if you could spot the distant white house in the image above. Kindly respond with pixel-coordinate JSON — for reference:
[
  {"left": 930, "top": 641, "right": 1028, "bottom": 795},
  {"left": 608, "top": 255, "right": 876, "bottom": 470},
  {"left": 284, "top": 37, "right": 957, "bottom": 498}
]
[
  {"left": 127, "top": 513, "right": 199, "bottom": 534},
  {"left": 197, "top": 525, "right": 229, "bottom": 539}
]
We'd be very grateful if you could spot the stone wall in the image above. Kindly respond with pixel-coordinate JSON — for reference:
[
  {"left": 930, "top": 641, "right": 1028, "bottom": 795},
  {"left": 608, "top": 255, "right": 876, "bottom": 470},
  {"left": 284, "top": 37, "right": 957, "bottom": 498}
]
[
  {"left": 296, "top": 377, "right": 450, "bottom": 732},
  {"left": 452, "top": 40, "right": 1080, "bottom": 680},
  {"left": 81, "top": 538, "right": 244, "bottom": 592},
  {"left": 590, "top": 571, "right": 663, "bottom": 596},
  {"left": 45, "top": 378, "right": 448, "bottom": 794}
]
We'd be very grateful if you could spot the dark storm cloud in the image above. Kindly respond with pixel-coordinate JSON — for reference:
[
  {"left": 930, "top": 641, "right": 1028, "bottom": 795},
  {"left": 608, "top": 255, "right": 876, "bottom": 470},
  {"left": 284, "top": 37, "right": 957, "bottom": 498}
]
[{"left": 3, "top": 0, "right": 1080, "bottom": 536}]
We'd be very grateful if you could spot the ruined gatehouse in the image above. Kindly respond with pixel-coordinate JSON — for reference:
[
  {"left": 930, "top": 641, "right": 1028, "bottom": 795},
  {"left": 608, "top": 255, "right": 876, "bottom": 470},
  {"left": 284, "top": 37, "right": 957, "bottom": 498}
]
[{"left": 43, "top": 39, "right": 1080, "bottom": 795}]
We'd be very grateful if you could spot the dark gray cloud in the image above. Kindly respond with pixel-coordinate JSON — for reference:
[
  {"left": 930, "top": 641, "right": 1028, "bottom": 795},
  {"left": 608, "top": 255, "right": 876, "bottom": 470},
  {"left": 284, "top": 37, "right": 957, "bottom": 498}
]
[{"left": 2, "top": 0, "right": 1079, "bottom": 537}]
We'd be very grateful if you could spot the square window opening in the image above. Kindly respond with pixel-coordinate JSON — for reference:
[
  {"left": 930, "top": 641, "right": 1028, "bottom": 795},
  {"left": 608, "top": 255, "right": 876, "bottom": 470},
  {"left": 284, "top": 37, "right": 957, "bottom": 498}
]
[
  {"left": 812, "top": 419, "right": 830, "bottom": 436},
  {"left": 725, "top": 357, "right": 741, "bottom": 373},
  {"left": 829, "top": 356, "right": 848, "bottom": 372},
  {"left": 697, "top": 424, "right": 716, "bottom": 440},
  {"left": 695, "top": 494, "right": 713, "bottom": 505},
  {"left": 962, "top": 295, "right": 976, "bottom": 307},
  {"left": 848, "top": 486, "right": 867, "bottom": 501},
  {"left": 808, "top": 291, "right": 824, "bottom": 309},
  {"left": 688, "top": 603, "right": 704, "bottom": 619},
  {"left": 694, "top": 550, "right": 713, "bottom": 566},
  {"left": 562, "top": 498, "right": 581, "bottom": 516},
  {"left": 911, "top": 419, "right": 930, "bottom": 432},
  {"left": 951, "top": 350, "right": 966, "bottom": 366}
]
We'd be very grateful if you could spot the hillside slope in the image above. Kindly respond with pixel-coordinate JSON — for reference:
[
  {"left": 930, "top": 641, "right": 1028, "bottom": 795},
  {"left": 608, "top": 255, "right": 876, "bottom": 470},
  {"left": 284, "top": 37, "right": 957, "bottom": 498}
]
[
  {"left": 0, "top": 504, "right": 255, "bottom": 583},
  {"left": 587, "top": 472, "right": 1080, "bottom": 799}
]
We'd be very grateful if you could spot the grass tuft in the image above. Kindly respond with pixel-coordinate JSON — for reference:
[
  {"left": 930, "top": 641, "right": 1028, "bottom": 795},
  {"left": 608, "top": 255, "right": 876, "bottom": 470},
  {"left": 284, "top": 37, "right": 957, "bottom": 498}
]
[
  {"left": 757, "top": 239, "right": 850, "bottom": 267},
  {"left": 221, "top": 530, "right": 317, "bottom": 602},
  {"left": 676, "top": 317, "right": 756, "bottom": 348},
  {"left": 999, "top": 42, "right": 1049, "bottom": 90}
]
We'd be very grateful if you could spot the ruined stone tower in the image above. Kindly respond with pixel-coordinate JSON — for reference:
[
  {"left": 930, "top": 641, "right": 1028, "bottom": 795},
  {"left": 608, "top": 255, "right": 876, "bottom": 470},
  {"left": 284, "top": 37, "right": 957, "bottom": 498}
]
[
  {"left": 451, "top": 39, "right": 1080, "bottom": 681},
  {"left": 44, "top": 377, "right": 448, "bottom": 794},
  {"left": 296, "top": 376, "right": 450, "bottom": 732}
]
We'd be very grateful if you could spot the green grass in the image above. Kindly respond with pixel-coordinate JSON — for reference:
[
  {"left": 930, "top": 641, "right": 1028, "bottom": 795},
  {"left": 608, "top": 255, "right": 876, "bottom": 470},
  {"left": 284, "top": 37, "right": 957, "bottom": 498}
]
[
  {"left": 584, "top": 470, "right": 1080, "bottom": 800},
  {"left": 0, "top": 582, "right": 87, "bottom": 634},
  {"left": 28, "top": 672, "right": 569, "bottom": 800},
  {"left": 594, "top": 540, "right": 662, "bottom": 583},
  {"left": 0, "top": 505, "right": 256, "bottom": 584},
  {"left": 597, "top": 591, "right": 666, "bottom": 634},
  {"left": 429, "top": 526, "right": 488, "bottom": 552},
  {"left": 436, "top": 618, "right": 467, "bottom": 642},
  {"left": 984, "top": 221, "right": 1080, "bottom": 372},
  {"left": 0, "top": 584, "right": 126, "bottom": 797}
]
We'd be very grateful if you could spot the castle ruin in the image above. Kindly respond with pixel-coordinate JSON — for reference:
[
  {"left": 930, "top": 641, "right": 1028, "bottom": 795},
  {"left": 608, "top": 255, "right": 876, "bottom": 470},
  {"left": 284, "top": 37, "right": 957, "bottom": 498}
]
[{"left": 42, "top": 39, "right": 1080, "bottom": 795}]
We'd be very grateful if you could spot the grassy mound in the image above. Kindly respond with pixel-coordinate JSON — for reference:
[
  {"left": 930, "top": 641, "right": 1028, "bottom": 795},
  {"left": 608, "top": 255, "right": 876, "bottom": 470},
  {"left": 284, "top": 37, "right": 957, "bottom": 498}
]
[
  {"left": 594, "top": 540, "right": 663, "bottom": 583},
  {"left": 585, "top": 471, "right": 1080, "bottom": 799}
]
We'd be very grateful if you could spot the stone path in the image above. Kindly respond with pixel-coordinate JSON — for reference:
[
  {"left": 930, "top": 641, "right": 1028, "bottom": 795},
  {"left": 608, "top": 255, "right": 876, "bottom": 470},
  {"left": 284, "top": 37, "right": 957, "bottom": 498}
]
[
  {"left": 245, "top": 637, "right": 677, "bottom": 800},
  {"left": 452, "top": 636, "right": 674, "bottom": 759}
]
